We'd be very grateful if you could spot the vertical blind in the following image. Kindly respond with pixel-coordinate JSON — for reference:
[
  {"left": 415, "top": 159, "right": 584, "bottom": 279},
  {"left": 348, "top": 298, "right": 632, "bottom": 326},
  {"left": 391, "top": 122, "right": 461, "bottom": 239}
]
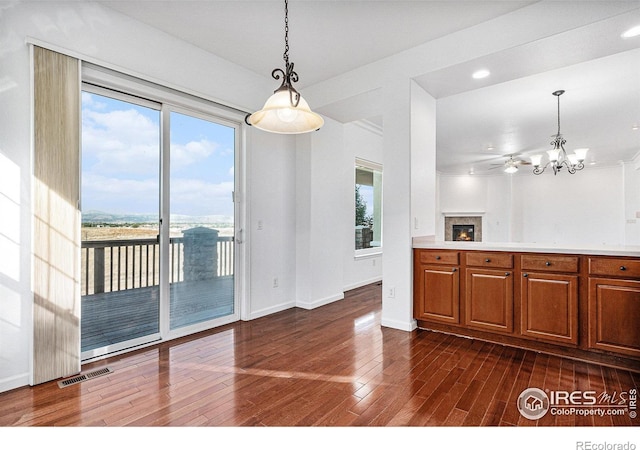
[{"left": 32, "top": 46, "right": 81, "bottom": 384}]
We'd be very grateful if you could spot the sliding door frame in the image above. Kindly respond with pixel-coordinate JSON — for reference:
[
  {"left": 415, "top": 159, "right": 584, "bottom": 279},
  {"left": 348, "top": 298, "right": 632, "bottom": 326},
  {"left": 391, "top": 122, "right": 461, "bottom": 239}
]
[{"left": 80, "top": 63, "right": 248, "bottom": 361}]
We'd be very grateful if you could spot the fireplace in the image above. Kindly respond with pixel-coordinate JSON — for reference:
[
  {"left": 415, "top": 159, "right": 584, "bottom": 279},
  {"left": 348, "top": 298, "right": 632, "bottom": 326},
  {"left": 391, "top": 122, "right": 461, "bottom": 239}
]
[
  {"left": 444, "top": 215, "right": 483, "bottom": 242},
  {"left": 453, "top": 225, "right": 475, "bottom": 241}
]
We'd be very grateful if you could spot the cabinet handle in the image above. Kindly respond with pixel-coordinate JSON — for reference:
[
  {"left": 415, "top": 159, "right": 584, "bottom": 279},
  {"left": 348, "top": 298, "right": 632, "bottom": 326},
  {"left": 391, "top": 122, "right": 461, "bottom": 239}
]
[
  {"left": 523, "top": 273, "right": 528, "bottom": 278},
  {"left": 505, "top": 272, "right": 510, "bottom": 277},
  {"left": 435, "top": 256, "right": 441, "bottom": 260},
  {"left": 485, "top": 258, "right": 491, "bottom": 263},
  {"left": 545, "top": 261, "right": 551, "bottom": 266},
  {"left": 620, "top": 266, "right": 627, "bottom": 271},
  {"left": 452, "top": 268, "right": 457, "bottom": 272}
]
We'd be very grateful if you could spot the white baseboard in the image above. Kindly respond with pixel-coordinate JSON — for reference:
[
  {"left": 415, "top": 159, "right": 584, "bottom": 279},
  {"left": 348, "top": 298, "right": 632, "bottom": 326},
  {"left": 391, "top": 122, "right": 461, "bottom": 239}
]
[
  {"left": 0, "top": 373, "right": 30, "bottom": 394},
  {"left": 343, "top": 277, "right": 382, "bottom": 292},
  {"left": 246, "top": 300, "right": 296, "bottom": 320},
  {"left": 296, "top": 292, "right": 344, "bottom": 310},
  {"left": 381, "top": 317, "right": 417, "bottom": 332}
]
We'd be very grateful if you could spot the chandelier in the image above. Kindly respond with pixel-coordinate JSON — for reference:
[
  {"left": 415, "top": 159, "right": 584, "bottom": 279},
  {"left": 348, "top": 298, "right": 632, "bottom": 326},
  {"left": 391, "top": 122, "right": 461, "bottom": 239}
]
[
  {"left": 530, "top": 90, "right": 588, "bottom": 175},
  {"left": 245, "top": 0, "right": 324, "bottom": 134}
]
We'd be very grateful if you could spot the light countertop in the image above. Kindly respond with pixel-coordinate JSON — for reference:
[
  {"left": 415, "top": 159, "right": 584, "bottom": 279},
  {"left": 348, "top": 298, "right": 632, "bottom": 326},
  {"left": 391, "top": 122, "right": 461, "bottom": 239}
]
[{"left": 412, "top": 236, "right": 640, "bottom": 258}]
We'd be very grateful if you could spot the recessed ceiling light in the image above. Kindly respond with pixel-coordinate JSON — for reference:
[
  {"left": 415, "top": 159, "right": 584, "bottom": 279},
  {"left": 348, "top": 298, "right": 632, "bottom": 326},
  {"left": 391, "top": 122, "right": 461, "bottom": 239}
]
[
  {"left": 622, "top": 25, "right": 640, "bottom": 38},
  {"left": 632, "top": 124, "right": 639, "bottom": 131},
  {"left": 472, "top": 69, "right": 490, "bottom": 79}
]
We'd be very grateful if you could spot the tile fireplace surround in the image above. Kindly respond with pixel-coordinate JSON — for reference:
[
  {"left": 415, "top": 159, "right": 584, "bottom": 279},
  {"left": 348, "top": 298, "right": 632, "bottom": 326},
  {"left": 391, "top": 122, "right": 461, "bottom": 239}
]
[{"left": 444, "top": 216, "right": 483, "bottom": 242}]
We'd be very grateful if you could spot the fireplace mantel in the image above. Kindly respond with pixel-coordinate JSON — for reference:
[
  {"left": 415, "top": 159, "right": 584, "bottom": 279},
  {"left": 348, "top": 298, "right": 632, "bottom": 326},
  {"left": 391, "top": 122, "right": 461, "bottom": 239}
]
[{"left": 441, "top": 211, "right": 485, "bottom": 217}]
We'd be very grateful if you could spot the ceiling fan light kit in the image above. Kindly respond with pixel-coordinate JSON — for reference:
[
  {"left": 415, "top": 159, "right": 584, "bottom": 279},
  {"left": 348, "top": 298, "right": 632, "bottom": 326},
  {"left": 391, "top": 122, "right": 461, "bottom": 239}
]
[
  {"left": 530, "top": 90, "right": 588, "bottom": 175},
  {"left": 245, "top": 0, "right": 324, "bottom": 134}
]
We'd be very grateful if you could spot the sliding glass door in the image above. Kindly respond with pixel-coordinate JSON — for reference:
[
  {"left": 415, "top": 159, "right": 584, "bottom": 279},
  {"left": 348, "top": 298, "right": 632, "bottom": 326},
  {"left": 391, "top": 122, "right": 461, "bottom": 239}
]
[
  {"left": 80, "top": 85, "right": 240, "bottom": 360},
  {"left": 80, "top": 89, "right": 162, "bottom": 358},
  {"left": 168, "top": 110, "right": 236, "bottom": 330}
]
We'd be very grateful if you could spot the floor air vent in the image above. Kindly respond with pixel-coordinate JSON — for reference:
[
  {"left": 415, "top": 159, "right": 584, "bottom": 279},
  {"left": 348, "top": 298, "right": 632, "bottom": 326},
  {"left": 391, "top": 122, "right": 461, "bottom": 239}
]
[{"left": 58, "top": 367, "right": 113, "bottom": 388}]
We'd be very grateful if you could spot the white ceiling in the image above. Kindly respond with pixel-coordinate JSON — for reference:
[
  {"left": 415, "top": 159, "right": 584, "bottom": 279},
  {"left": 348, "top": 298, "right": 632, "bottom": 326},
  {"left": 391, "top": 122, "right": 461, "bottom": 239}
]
[{"left": 100, "top": 0, "right": 640, "bottom": 174}]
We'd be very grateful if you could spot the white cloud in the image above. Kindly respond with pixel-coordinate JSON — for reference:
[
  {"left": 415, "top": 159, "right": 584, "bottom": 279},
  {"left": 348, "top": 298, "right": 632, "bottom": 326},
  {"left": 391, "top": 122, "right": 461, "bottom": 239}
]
[
  {"left": 170, "top": 179, "right": 234, "bottom": 216},
  {"left": 82, "top": 107, "right": 160, "bottom": 176},
  {"left": 171, "top": 139, "right": 219, "bottom": 171}
]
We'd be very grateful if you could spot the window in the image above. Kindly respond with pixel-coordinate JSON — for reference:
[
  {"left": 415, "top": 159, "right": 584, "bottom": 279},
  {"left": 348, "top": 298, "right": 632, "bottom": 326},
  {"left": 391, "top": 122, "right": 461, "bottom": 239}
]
[{"left": 355, "top": 159, "right": 382, "bottom": 256}]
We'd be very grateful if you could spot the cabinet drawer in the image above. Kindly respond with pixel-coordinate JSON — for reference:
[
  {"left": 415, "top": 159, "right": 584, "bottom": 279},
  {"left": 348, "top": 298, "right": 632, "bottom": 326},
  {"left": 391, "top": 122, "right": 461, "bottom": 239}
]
[
  {"left": 521, "top": 254, "right": 579, "bottom": 273},
  {"left": 466, "top": 252, "right": 513, "bottom": 269},
  {"left": 419, "top": 250, "right": 459, "bottom": 265},
  {"left": 588, "top": 257, "right": 640, "bottom": 278}
]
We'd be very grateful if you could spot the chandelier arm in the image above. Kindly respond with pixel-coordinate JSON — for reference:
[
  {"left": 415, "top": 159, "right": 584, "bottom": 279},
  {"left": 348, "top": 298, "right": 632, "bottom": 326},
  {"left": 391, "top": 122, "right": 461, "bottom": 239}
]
[
  {"left": 565, "top": 162, "right": 577, "bottom": 174},
  {"left": 533, "top": 165, "right": 546, "bottom": 175}
]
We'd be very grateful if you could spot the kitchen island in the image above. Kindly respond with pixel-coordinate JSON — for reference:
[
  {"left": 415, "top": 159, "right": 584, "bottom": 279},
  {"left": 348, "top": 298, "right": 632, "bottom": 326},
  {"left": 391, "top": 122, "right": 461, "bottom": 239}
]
[{"left": 412, "top": 237, "right": 640, "bottom": 372}]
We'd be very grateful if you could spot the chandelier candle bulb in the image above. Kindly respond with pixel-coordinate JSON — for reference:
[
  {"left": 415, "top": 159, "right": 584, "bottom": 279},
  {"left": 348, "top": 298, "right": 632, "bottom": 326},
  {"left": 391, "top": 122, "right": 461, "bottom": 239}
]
[
  {"left": 530, "top": 154, "right": 543, "bottom": 167},
  {"left": 574, "top": 148, "right": 589, "bottom": 161},
  {"left": 547, "top": 149, "right": 560, "bottom": 162}
]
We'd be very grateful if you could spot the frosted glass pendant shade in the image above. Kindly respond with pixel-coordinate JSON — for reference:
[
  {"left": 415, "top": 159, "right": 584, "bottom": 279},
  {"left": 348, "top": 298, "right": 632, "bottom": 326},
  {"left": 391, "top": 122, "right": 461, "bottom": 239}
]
[
  {"left": 573, "top": 148, "right": 589, "bottom": 161},
  {"left": 247, "top": 90, "right": 324, "bottom": 134},
  {"left": 530, "top": 154, "right": 543, "bottom": 166}
]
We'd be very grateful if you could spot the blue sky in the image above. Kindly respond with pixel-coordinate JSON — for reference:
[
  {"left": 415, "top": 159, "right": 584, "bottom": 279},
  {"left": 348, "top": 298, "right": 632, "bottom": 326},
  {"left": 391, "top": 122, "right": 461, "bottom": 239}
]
[
  {"left": 81, "top": 92, "right": 235, "bottom": 220},
  {"left": 357, "top": 184, "right": 374, "bottom": 218}
]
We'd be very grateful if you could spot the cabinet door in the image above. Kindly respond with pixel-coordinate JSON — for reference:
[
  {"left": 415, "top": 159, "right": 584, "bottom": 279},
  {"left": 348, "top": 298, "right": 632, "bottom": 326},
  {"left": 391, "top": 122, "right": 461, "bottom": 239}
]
[
  {"left": 465, "top": 269, "right": 513, "bottom": 333},
  {"left": 414, "top": 265, "right": 459, "bottom": 324},
  {"left": 588, "top": 277, "right": 640, "bottom": 358},
  {"left": 521, "top": 272, "right": 578, "bottom": 345}
]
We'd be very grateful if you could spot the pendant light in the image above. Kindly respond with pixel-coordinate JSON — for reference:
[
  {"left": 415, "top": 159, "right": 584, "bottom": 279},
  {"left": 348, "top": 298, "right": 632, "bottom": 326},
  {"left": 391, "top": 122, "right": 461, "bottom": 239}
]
[
  {"left": 245, "top": 0, "right": 324, "bottom": 134},
  {"left": 530, "top": 90, "right": 588, "bottom": 175}
]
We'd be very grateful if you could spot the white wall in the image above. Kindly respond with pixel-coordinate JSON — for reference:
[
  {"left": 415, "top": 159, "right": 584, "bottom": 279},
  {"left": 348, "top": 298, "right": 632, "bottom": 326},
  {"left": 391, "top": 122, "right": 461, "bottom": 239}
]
[
  {"left": 380, "top": 79, "right": 436, "bottom": 332},
  {"left": 437, "top": 174, "right": 511, "bottom": 242},
  {"left": 246, "top": 129, "right": 297, "bottom": 319},
  {"left": 411, "top": 81, "right": 437, "bottom": 238},
  {"left": 512, "top": 166, "right": 625, "bottom": 245},
  {"left": 438, "top": 165, "right": 630, "bottom": 246},
  {"left": 343, "top": 122, "right": 383, "bottom": 291},
  {"left": 296, "top": 118, "right": 350, "bottom": 309},
  {"left": 0, "top": 1, "right": 309, "bottom": 393},
  {"left": 623, "top": 159, "right": 640, "bottom": 246}
]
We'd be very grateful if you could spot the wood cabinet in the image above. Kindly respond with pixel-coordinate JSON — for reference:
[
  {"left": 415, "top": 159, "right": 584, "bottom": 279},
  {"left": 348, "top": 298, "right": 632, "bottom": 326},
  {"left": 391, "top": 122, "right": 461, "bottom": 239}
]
[
  {"left": 588, "top": 257, "right": 640, "bottom": 359},
  {"left": 413, "top": 248, "right": 640, "bottom": 371},
  {"left": 464, "top": 252, "right": 513, "bottom": 333},
  {"left": 520, "top": 254, "right": 579, "bottom": 345},
  {"left": 413, "top": 251, "right": 459, "bottom": 324},
  {"left": 521, "top": 271, "right": 579, "bottom": 345}
]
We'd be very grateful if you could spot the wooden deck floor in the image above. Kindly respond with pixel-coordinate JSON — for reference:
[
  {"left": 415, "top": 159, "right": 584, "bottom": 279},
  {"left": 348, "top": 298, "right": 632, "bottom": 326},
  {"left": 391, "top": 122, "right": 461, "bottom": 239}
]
[
  {"left": 81, "top": 276, "right": 234, "bottom": 351},
  {"left": 2, "top": 283, "right": 638, "bottom": 437}
]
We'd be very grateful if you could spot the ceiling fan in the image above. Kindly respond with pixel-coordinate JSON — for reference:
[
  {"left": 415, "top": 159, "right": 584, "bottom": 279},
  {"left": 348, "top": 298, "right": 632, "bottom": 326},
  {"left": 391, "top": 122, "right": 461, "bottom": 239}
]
[{"left": 489, "top": 155, "right": 531, "bottom": 173}]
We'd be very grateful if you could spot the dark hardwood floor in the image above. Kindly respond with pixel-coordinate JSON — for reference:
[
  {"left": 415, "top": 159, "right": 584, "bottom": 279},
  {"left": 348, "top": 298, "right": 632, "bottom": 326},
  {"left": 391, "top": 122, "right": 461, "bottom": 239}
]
[{"left": 1, "top": 283, "right": 638, "bottom": 428}]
